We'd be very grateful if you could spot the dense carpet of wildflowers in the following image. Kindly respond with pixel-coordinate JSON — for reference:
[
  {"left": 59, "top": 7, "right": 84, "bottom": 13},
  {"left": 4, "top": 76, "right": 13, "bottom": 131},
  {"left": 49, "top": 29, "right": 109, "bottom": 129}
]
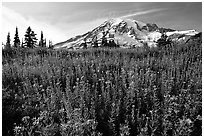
[{"left": 2, "top": 38, "right": 202, "bottom": 136}]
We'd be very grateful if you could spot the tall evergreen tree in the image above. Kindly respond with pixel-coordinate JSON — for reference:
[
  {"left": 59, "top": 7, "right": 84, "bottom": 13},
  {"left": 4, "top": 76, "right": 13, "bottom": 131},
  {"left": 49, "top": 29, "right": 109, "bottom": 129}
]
[
  {"left": 5, "top": 32, "right": 11, "bottom": 49},
  {"left": 24, "top": 26, "right": 32, "bottom": 48},
  {"left": 13, "top": 27, "right": 20, "bottom": 48},
  {"left": 24, "top": 26, "right": 38, "bottom": 48},
  {"left": 44, "top": 38, "right": 46, "bottom": 47},
  {"left": 39, "top": 31, "right": 45, "bottom": 47},
  {"left": 31, "top": 31, "right": 38, "bottom": 46},
  {"left": 48, "top": 40, "right": 53, "bottom": 49}
]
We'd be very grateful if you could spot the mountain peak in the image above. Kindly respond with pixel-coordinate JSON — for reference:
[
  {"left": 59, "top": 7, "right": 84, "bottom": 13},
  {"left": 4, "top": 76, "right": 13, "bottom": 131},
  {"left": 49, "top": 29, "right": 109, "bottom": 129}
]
[
  {"left": 54, "top": 18, "right": 200, "bottom": 49},
  {"left": 107, "top": 18, "right": 123, "bottom": 23}
]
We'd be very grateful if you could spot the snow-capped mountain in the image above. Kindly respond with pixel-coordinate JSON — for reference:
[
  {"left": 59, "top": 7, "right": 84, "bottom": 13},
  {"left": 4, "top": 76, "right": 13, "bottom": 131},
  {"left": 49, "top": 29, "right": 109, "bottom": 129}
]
[{"left": 54, "top": 18, "right": 199, "bottom": 49}]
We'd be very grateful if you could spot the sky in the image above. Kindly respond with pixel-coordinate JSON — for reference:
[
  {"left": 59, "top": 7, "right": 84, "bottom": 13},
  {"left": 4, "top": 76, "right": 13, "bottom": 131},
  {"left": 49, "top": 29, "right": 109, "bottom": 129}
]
[{"left": 2, "top": 2, "right": 202, "bottom": 44}]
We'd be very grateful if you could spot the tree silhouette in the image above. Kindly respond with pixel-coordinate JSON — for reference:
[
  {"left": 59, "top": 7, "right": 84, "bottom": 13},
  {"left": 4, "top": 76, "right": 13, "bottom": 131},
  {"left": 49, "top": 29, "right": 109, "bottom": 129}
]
[
  {"left": 108, "top": 39, "right": 117, "bottom": 47},
  {"left": 5, "top": 32, "right": 11, "bottom": 50},
  {"left": 13, "top": 27, "right": 20, "bottom": 48},
  {"left": 101, "top": 31, "right": 108, "bottom": 47},
  {"left": 44, "top": 38, "right": 46, "bottom": 47},
  {"left": 101, "top": 36, "right": 108, "bottom": 47},
  {"left": 24, "top": 26, "right": 38, "bottom": 48},
  {"left": 39, "top": 31, "right": 45, "bottom": 47},
  {"left": 82, "top": 39, "right": 87, "bottom": 49},
  {"left": 48, "top": 40, "right": 53, "bottom": 49},
  {"left": 31, "top": 31, "right": 38, "bottom": 46},
  {"left": 93, "top": 40, "right": 98, "bottom": 48}
]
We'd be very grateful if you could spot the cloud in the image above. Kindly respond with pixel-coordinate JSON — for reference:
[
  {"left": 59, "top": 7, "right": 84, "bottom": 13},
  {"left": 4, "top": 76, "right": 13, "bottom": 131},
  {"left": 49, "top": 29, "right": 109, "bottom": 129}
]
[
  {"left": 2, "top": 6, "right": 68, "bottom": 44},
  {"left": 119, "top": 8, "right": 165, "bottom": 19},
  {"left": 2, "top": 6, "right": 109, "bottom": 45}
]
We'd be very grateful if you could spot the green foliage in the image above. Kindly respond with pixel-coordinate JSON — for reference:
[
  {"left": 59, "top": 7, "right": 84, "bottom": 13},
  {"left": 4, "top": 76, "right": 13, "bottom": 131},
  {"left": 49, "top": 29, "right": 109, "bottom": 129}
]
[{"left": 2, "top": 38, "right": 202, "bottom": 136}]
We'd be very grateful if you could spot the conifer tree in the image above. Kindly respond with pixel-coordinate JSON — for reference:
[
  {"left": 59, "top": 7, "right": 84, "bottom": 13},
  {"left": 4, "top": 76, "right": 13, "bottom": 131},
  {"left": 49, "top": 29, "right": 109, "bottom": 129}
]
[
  {"left": 5, "top": 32, "right": 11, "bottom": 49},
  {"left": 48, "top": 40, "right": 53, "bottom": 49},
  {"left": 44, "top": 38, "right": 46, "bottom": 47},
  {"left": 31, "top": 31, "right": 38, "bottom": 46},
  {"left": 24, "top": 26, "right": 32, "bottom": 48},
  {"left": 24, "top": 26, "right": 38, "bottom": 48},
  {"left": 13, "top": 27, "right": 20, "bottom": 48},
  {"left": 39, "top": 31, "right": 45, "bottom": 47}
]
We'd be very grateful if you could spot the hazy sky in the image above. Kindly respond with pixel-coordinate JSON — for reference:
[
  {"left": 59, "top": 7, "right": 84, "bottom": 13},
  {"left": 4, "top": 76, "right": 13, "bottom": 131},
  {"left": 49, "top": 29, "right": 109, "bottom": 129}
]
[{"left": 2, "top": 2, "right": 202, "bottom": 44}]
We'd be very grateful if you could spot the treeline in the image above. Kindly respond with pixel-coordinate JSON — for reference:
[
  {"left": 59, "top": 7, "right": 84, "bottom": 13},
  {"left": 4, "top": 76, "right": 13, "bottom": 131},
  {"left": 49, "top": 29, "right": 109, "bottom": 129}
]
[{"left": 3, "top": 26, "right": 53, "bottom": 50}]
